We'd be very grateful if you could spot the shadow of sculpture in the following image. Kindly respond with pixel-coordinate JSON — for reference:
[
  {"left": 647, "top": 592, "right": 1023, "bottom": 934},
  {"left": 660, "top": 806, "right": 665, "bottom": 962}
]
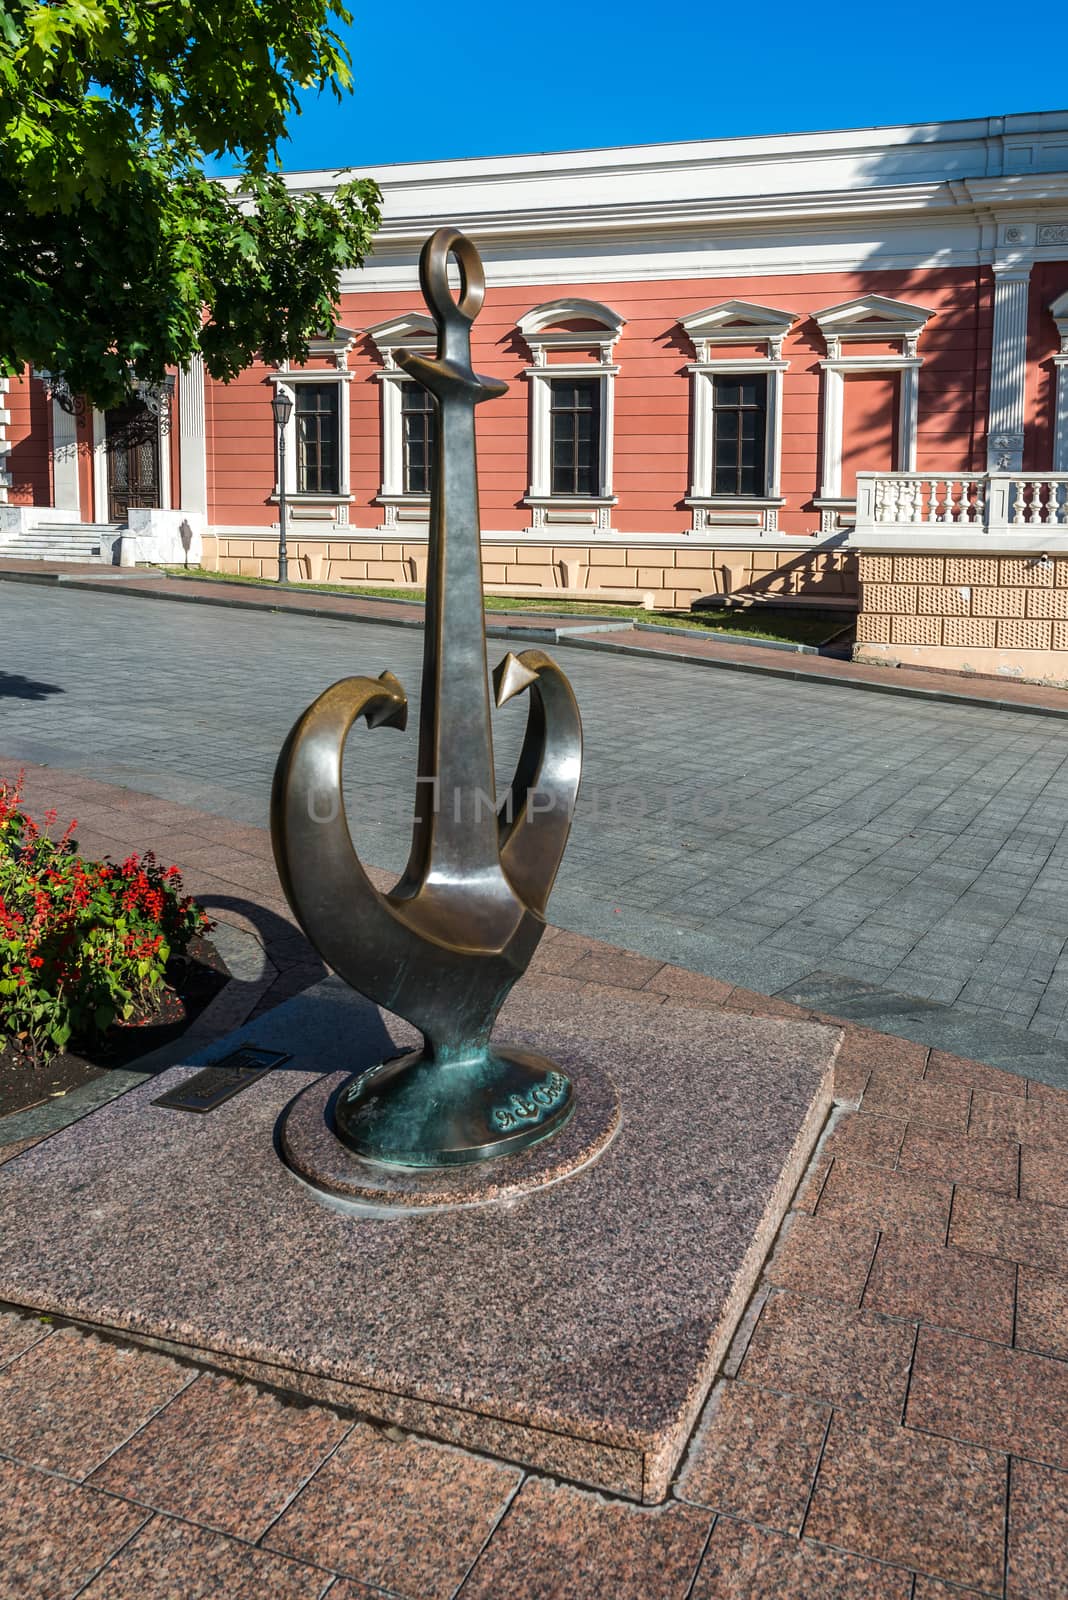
[{"left": 0, "top": 672, "right": 64, "bottom": 701}]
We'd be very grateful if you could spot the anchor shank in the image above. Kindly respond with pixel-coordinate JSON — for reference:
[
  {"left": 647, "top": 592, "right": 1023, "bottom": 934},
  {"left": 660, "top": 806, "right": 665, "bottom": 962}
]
[{"left": 410, "top": 391, "right": 500, "bottom": 887}]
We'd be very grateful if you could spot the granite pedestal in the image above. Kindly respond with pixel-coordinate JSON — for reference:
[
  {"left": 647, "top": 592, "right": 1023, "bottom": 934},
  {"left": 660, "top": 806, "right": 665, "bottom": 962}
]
[{"left": 0, "top": 978, "right": 838, "bottom": 1502}]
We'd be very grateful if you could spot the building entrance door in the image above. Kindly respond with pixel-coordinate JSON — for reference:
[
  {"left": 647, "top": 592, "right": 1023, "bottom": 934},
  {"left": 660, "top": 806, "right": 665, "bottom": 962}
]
[{"left": 105, "top": 401, "right": 161, "bottom": 521}]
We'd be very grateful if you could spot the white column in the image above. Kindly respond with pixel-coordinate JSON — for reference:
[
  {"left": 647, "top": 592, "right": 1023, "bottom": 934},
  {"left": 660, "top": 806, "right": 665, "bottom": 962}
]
[
  {"left": 51, "top": 397, "right": 81, "bottom": 513},
  {"left": 987, "top": 264, "right": 1031, "bottom": 472},
  {"left": 1054, "top": 355, "right": 1068, "bottom": 472},
  {"left": 178, "top": 356, "right": 208, "bottom": 515}
]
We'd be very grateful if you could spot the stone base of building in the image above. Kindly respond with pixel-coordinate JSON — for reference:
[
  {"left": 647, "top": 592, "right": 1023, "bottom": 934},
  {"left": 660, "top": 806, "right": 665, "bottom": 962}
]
[
  {"left": 202, "top": 533, "right": 858, "bottom": 612},
  {"left": 855, "top": 640, "right": 1068, "bottom": 685},
  {"left": 855, "top": 547, "right": 1068, "bottom": 686}
]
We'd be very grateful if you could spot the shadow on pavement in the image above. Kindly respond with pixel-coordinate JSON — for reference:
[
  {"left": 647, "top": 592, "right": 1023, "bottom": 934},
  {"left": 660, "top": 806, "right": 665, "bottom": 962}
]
[{"left": 0, "top": 672, "right": 63, "bottom": 701}]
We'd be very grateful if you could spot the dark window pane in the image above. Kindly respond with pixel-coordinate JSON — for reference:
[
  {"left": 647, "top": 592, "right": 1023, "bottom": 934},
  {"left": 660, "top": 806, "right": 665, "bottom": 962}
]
[
  {"left": 402, "top": 383, "right": 437, "bottom": 495},
  {"left": 295, "top": 384, "right": 341, "bottom": 495},
  {"left": 550, "top": 377, "right": 601, "bottom": 496},
  {"left": 710, "top": 372, "right": 767, "bottom": 497}
]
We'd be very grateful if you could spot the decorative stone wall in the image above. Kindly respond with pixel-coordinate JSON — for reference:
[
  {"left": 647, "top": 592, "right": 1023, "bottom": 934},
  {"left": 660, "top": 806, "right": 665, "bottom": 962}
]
[
  {"left": 856, "top": 550, "right": 1068, "bottom": 682},
  {"left": 201, "top": 536, "right": 858, "bottom": 612}
]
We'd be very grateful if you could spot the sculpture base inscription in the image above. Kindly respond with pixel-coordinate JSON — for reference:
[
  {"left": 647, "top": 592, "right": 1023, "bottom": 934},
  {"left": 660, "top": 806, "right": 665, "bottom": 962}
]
[{"left": 334, "top": 1046, "right": 574, "bottom": 1168}]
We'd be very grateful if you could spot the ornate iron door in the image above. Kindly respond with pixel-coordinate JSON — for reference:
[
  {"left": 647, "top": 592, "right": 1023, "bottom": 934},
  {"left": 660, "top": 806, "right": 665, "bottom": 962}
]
[{"left": 105, "top": 402, "right": 161, "bottom": 521}]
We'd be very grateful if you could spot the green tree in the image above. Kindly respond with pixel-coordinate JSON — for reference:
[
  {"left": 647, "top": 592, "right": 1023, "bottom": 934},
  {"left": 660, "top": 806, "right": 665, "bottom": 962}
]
[{"left": 0, "top": 1, "right": 382, "bottom": 406}]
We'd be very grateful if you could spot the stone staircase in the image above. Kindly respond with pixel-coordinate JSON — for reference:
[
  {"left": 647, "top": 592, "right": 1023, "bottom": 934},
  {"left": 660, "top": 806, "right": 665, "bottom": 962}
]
[{"left": 0, "top": 519, "right": 124, "bottom": 563}]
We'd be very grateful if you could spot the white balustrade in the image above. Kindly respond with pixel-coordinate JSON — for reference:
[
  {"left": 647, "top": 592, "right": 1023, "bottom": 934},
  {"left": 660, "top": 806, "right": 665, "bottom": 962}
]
[{"left": 854, "top": 471, "right": 1068, "bottom": 539}]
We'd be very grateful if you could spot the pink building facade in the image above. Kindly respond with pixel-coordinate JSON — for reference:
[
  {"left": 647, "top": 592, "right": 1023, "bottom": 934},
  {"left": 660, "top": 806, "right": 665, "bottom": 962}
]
[{"left": 4, "top": 111, "right": 1068, "bottom": 674}]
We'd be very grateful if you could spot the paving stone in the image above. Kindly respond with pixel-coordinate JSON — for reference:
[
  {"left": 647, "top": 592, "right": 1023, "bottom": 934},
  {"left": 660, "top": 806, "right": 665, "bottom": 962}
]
[
  {"left": 792, "top": 1151, "right": 832, "bottom": 1214},
  {"left": 764, "top": 1213, "right": 877, "bottom": 1306},
  {"left": 896, "top": 1125, "right": 1019, "bottom": 1194},
  {"left": 642, "top": 966, "right": 734, "bottom": 1005},
  {"left": 568, "top": 949, "right": 667, "bottom": 988},
  {"left": 861, "top": 1068, "right": 971, "bottom": 1131},
  {"left": 0, "top": 1325, "right": 192, "bottom": 1479},
  {"left": 90, "top": 1373, "right": 350, "bottom": 1540},
  {"left": 1019, "top": 1145, "right": 1067, "bottom": 1207},
  {"left": 459, "top": 1476, "right": 711, "bottom": 1600},
  {"left": 0, "top": 1305, "right": 51, "bottom": 1370},
  {"left": 80, "top": 1515, "right": 333, "bottom": 1599},
  {"left": 814, "top": 1158, "right": 953, "bottom": 1241},
  {"left": 826, "top": 1027, "right": 926, "bottom": 1088},
  {"left": 805, "top": 1413, "right": 1005, "bottom": 1593},
  {"left": 968, "top": 1089, "right": 1068, "bottom": 1147},
  {"left": 1015, "top": 1267, "right": 1068, "bottom": 1359},
  {"left": 825, "top": 1112, "right": 906, "bottom": 1167},
  {"left": 579, "top": 978, "right": 668, "bottom": 1007},
  {"left": 1007, "top": 1457, "right": 1068, "bottom": 1600},
  {"left": 862, "top": 1236, "right": 1016, "bottom": 1342},
  {"left": 924, "top": 1053, "right": 1026, "bottom": 1098},
  {"left": 950, "top": 1187, "right": 1068, "bottom": 1274},
  {"left": 263, "top": 1422, "right": 521, "bottom": 1598},
  {"left": 738, "top": 1293, "right": 914, "bottom": 1419},
  {"left": 677, "top": 1382, "right": 829, "bottom": 1532},
  {"left": 912, "top": 1581, "right": 995, "bottom": 1597},
  {"left": 690, "top": 1518, "right": 912, "bottom": 1599},
  {"left": 0, "top": 1456, "right": 147, "bottom": 1600},
  {"left": 907, "top": 1325, "right": 1068, "bottom": 1469}
]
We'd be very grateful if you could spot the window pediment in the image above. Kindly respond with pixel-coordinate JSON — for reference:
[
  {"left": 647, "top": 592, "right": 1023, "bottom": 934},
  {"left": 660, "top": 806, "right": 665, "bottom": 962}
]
[
  {"left": 680, "top": 300, "right": 796, "bottom": 360},
  {"left": 305, "top": 326, "right": 358, "bottom": 372},
  {"left": 518, "top": 299, "right": 624, "bottom": 365},
  {"left": 365, "top": 314, "right": 437, "bottom": 369},
  {"left": 813, "top": 295, "right": 933, "bottom": 358}
]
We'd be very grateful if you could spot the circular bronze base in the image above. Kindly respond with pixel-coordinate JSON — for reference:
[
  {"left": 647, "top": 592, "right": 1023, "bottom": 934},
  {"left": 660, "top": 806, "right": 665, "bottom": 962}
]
[
  {"left": 279, "top": 1058, "right": 620, "bottom": 1212},
  {"left": 333, "top": 1045, "right": 574, "bottom": 1168}
]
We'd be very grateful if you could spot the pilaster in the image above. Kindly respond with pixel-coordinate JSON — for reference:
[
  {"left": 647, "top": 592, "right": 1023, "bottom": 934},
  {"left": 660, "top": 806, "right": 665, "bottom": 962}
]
[
  {"left": 178, "top": 356, "right": 208, "bottom": 515},
  {"left": 51, "top": 396, "right": 81, "bottom": 513},
  {"left": 987, "top": 264, "right": 1032, "bottom": 471}
]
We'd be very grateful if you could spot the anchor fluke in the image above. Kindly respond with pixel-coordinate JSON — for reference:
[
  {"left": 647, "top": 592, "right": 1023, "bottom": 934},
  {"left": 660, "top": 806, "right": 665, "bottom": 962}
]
[{"left": 493, "top": 651, "right": 540, "bottom": 707}]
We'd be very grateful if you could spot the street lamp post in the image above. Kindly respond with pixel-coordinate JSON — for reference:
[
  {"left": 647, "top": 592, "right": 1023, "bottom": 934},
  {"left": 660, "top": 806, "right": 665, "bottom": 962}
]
[{"left": 271, "top": 389, "right": 294, "bottom": 583}]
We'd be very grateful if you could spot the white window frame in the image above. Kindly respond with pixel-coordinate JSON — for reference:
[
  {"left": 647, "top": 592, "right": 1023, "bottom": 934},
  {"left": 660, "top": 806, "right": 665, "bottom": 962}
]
[
  {"left": 680, "top": 300, "right": 796, "bottom": 534},
  {"left": 366, "top": 313, "right": 438, "bottom": 528},
  {"left": 812, "top": 295, "right": 933, "bottom": 529},
  {"left": 269, "top": 328, "right": 356, "bottom": 516},
  {"left": 1051, "top": 289, "right": 1068, "bottom": 472},
  {"left": 517, "top": 299, "right": 624, "bottom": 533}
]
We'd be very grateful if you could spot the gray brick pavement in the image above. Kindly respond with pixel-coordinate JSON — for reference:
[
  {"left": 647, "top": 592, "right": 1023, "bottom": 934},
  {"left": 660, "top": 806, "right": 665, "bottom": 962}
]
[{"left": 6, "top": 583, "right": 1068, "bottom": 1070}]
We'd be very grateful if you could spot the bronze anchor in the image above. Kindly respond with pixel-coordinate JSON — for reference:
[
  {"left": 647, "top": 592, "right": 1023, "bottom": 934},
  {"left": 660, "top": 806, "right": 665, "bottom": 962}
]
[{"left": 270, "top": 227, "right": 583, "bottom": 1167}]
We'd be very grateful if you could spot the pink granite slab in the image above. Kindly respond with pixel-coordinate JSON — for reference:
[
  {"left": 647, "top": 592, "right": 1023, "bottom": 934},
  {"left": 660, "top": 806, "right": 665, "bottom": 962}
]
[{"left": 0, "top": 978, "right": 838, "bottom": 1503}]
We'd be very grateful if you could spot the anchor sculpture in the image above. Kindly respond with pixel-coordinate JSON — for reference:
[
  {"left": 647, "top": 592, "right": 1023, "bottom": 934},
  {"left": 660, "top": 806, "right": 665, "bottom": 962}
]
[{"left": 271, "top": 227, "right": 583, "bottom": 1168}]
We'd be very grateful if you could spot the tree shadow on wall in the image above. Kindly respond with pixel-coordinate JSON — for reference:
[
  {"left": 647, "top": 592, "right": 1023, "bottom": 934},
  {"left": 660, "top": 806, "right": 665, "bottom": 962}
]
[{"left": 0, "top": 673, "right": 64, "bottom": 701}]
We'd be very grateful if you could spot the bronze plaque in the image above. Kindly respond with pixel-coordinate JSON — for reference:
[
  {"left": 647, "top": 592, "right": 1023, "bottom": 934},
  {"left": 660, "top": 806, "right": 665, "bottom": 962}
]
[{"left": 153, "top": 1047, "right": 291, "bottom": 1113}]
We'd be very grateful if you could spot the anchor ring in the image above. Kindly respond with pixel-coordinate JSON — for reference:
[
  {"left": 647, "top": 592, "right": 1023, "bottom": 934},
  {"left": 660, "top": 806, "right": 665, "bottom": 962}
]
[{"left": 419, "top": 227, "right": 486, "bottom": 330}]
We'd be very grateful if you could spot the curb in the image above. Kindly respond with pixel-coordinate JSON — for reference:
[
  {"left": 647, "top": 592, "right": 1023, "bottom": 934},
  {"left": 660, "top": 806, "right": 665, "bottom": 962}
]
[{"left": 5, "top": 566, "right": 1068, "bottom": 722}]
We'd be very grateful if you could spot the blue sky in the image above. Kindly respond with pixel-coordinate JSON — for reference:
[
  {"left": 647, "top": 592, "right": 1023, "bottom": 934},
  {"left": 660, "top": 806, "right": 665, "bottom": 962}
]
[{"left": 217, "top": 0, "right": 1065, "bottom": 174}]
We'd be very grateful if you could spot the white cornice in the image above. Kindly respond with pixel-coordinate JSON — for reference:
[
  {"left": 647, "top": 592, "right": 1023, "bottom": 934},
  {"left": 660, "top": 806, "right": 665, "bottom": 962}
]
[{"left": 256, "top": 109, "right": 1068, "bottom": 293}]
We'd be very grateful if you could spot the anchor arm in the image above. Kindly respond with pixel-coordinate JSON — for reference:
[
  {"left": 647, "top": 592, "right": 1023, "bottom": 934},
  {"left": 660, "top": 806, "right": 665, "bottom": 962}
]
[
  {"left": 494, "top": 650, "right": 583, "bottom": 915},
  {"left": 270, "top": 672, "right": 426, "bottom": 1012}
]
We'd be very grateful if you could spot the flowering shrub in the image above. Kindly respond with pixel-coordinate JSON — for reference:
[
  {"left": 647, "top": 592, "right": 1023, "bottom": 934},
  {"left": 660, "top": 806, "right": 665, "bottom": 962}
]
[{"left": 0, "top": 773, "right": 210, "bottom": 1062}]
